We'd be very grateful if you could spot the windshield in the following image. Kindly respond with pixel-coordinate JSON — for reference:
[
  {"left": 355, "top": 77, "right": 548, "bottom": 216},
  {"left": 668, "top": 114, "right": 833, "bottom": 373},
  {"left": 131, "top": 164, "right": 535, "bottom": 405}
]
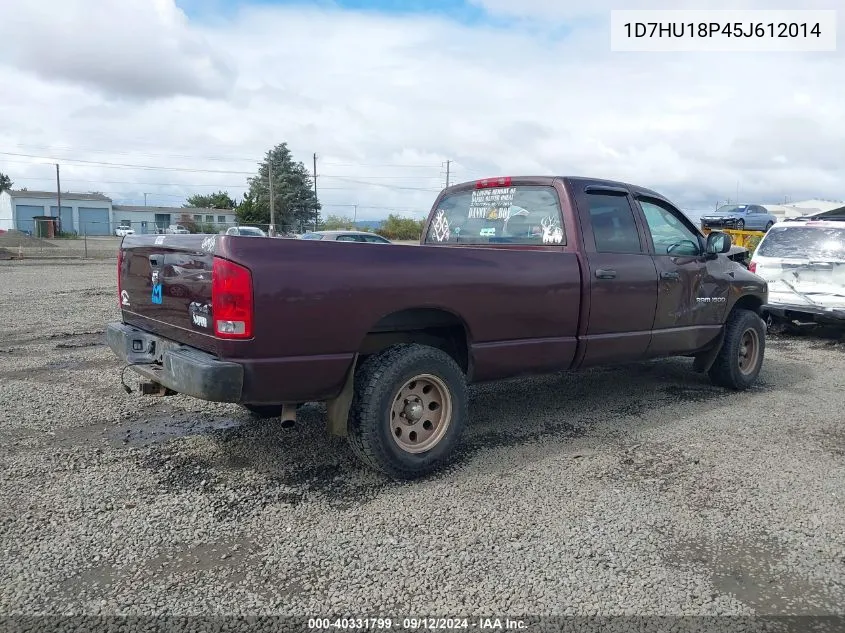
[
  {"left": 715, "top": 205, "right": 748, "bottom": 214},
  {"left": 757, "top": 226, "right": 845, "bottom": 261},
  {"left": 424, "top": 185, "right": 563, "bottom": 245},
  {"left": 239, "top": 228, "right": 265, "bottom": 236}
]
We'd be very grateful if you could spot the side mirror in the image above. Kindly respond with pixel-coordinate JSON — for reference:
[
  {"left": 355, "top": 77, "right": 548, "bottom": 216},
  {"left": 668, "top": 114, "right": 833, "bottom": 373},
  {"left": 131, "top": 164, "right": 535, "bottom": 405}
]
[{"left": 705, "top": 231, "right": 732, "bottom": 255}]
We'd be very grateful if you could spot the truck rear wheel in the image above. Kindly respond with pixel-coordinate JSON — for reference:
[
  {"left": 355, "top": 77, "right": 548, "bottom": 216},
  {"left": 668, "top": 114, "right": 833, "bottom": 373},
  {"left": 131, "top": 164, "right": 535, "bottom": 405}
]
[
  {"left": 708, "top": 308, "right": 765, "bottom": 390},
  {"left": 347, "top": 343, "right": 468, "bottom": 479}
]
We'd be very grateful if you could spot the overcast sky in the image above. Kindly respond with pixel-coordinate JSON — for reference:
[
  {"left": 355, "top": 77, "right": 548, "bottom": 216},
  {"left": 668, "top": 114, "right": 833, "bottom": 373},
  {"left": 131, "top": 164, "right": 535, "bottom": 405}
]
[{"left": 0, "top": 0, "right": 842, "bottom": 220}]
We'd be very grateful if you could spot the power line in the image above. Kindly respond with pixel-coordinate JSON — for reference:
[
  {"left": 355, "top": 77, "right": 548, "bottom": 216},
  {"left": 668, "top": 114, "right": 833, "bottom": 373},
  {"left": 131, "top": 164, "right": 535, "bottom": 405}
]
[
  {"left": 1, "top": 142, "right": 461, "bottom": 170},
  {"left": 0, "top": 142, "right": 263, "bottom": 163},
  {"left": 0, "top": 151, "right": 256, "bottom": 174}
]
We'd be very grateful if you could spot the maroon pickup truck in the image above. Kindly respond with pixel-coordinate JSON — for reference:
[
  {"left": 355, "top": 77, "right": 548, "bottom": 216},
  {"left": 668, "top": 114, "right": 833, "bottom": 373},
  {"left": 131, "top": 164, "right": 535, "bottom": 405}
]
[{"left": 107, "top": 176, "right": 768, "bottom": 479}]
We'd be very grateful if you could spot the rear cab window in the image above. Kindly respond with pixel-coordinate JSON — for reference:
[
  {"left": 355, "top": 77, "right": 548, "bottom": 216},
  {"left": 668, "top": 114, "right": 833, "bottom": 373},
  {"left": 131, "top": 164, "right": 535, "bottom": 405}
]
[{"left": 424, "top": 184, "right": 564, "bottom": 245}]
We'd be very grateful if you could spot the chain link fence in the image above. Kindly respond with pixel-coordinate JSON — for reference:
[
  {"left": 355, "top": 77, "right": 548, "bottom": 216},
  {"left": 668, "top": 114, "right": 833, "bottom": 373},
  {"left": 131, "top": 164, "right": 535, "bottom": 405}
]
[
  {"left": 0, "top": 218, "right": 303, "bottom": 260},
  {"left": 0, "top": 218, "right": 418, "bottom": 260}
]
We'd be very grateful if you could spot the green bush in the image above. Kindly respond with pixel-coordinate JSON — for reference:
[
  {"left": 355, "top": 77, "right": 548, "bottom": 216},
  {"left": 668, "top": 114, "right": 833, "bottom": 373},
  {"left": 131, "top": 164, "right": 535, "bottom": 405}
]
[
  {"left": 319, "top": 214, "right": 357, "bottom": 231},
  {"left": 375, "top": 214, "right": 425, "bottom": 241}
]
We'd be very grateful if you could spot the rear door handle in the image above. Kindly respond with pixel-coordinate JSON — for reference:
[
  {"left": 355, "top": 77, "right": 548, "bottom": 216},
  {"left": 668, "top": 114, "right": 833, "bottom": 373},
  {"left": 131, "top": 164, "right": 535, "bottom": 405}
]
[
  {"left": 660, "top": 271, "right": 680, "bottom": 280},
  {"left": 595, "top": 268, "right": 617, "bottom": 279}
]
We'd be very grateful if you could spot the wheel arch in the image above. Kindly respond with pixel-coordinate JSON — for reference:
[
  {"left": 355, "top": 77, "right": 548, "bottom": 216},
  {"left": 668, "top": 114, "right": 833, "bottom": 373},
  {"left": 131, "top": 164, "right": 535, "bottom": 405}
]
[
  {"left": 326, "top": 307, "right": 473, "bottom": 438},
  {"left": 358, "top": 307, "right": 473, "bottom": 375},
  {"left": 732, "top": 294, "right": 764, "bottom": 315}
]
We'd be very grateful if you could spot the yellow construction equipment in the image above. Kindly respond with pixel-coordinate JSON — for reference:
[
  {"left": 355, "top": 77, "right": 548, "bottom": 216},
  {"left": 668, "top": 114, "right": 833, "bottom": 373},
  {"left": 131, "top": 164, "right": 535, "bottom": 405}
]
[{"left": 701, "top": 227, "right": 765, "bottom": 251}]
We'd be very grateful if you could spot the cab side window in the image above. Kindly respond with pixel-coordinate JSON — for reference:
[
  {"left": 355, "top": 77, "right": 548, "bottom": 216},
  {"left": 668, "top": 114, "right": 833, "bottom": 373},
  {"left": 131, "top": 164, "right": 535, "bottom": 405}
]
[
  {"left": 586, "top": 193, "right": 643, "bottom": 253},
  {"left": 638, "top": 199, "right": 702, "bottom": 256}
]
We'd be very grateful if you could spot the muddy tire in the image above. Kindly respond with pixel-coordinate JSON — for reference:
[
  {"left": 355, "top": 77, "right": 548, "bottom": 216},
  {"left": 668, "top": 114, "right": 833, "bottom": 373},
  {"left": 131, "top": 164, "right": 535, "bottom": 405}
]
[
  {"left": 708, "top": 308, "right": 766, "bottom": 390},
  {"left": 347, "top": 343, "right": 468, "bottom": 480}
]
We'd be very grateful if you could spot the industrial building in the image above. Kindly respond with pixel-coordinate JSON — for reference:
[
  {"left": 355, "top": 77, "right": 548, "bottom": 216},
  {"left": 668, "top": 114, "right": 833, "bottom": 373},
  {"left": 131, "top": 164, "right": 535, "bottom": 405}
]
[
  {"left": 763, "top": 199, "right": 845, "bottom": 219},
  {"left": 0, "top": 190, "right": 112, "bottom": 235},
  {"left": 112, "top": 205, "right": 237, "bottom": 234},
  {"left": 0, "top": 190, "right": 237, "bottom": 235}
]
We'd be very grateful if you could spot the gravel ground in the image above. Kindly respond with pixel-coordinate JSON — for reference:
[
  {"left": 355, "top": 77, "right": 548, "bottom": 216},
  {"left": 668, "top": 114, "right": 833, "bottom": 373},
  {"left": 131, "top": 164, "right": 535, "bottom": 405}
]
[{"left": 0, "top": 260, "right": 843, "bottom": 628}]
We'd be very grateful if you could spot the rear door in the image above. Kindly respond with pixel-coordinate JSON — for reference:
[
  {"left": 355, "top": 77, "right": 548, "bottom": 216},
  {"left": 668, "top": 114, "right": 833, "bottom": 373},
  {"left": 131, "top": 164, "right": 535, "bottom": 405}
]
[
  {"left": 633, "top": 195, "right": 729, "bottom": 355},
  {"left": 571, "top": 183, "right": 658, "bottom": 367}
]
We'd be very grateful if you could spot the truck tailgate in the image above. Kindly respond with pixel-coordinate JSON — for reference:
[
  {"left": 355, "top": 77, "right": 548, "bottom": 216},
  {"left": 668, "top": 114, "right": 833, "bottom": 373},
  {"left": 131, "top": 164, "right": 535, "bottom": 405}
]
[{"left": 118, "top": 234, "right": 220, "bottom": 354}]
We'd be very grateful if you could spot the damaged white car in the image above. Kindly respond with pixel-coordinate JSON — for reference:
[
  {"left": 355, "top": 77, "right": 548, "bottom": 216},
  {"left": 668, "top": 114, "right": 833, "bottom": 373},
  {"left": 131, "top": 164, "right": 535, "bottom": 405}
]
[{"left": 750, "top": 219, "right": 845, "bottom": 327}]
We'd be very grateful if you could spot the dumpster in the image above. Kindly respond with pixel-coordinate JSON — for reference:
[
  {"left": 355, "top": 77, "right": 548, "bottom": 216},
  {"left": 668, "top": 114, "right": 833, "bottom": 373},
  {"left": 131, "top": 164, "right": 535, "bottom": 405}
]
[{"left": 33, "top": 216, "right": 59, "bottom": 239}]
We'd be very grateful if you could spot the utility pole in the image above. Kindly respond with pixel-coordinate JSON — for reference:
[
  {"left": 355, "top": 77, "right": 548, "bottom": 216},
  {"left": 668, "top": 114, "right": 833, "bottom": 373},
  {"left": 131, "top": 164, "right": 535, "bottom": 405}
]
[
  {"left": 313, "top": 152, "right": 318, "bottom": 231},
  {"left": 144, "top": 193, "right": 150, "bottom": 207},
  {"left": 445, "top": 160, "right": 451, "bottom": 188},
  {"left": 55, "top": 164, "right": 61, "bottom": 219},
  {"left": 268, "top": 160, "right": 275, "bottom": 236},
  {"left": 353, "top": 204, "right": 357, "bottom": 225}
]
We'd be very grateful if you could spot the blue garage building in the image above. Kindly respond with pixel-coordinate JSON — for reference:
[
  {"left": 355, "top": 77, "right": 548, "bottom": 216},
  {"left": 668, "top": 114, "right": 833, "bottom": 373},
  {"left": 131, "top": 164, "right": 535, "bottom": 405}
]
[{"left": 0, "top": 190, "right": 113, "bottom": 235}]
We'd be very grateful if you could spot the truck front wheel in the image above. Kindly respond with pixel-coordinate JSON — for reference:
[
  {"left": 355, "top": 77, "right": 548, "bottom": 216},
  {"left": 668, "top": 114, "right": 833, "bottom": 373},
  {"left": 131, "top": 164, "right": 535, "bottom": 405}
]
[
  {"left": 708, "top": 308, "right": 766, "bottom": 390},
  {"left": 347, "top": 343, "right": 468, "bottom": 479}
]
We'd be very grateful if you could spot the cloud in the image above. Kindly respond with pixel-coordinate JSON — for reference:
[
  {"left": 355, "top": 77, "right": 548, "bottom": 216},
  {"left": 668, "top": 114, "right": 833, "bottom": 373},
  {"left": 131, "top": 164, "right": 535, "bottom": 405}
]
[
  {"left": 0, "top": 0, "right": 843, "bottom": 219},
  {"left": 0, "top": 0, "right": 234, "bottom": 100}
]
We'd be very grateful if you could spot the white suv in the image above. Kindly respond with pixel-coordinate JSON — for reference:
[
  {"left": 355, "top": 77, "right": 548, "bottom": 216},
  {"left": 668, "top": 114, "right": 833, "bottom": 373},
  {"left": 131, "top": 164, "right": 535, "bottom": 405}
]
[{"left": 750, "top": 219, "right": 845, "bottom": 326}]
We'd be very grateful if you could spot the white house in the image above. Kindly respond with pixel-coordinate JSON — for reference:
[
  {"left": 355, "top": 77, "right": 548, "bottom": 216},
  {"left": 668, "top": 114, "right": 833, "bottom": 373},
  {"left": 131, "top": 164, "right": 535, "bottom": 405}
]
[
  {"left": 0, "top": 189, "right": 113, "bottom": 235},
  {"left": 112, "top": 205, "right": 238, "bottom": 233}
]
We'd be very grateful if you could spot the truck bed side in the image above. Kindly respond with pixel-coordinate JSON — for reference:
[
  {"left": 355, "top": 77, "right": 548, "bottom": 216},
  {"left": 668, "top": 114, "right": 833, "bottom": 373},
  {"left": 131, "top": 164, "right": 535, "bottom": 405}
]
[{"left": 119, "top": 235, "right": 582, "bottom": 403}]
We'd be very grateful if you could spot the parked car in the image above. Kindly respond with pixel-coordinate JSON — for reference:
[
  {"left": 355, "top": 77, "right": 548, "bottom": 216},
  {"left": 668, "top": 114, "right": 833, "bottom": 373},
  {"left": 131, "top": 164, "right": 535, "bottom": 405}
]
[
  {"left": 165, "top": 225, "right": 190, "bottom": 234},
  {"left": 107, "top": 175, "right": 767, "bottom": 479},
  {"left": 115, "top": 226, "right": 135, "bottom": 237},
  {"left": 700, "top": 204, "right": 778, "bottom": 232},
  {"left": 225, "top": 226, "right": 267, "bottom": 237},
  {"left": 300, "top": 230, "right": 392, "bottom": 243},
  {"left": 749, "top": 218, "right": 845, "bottom": 326}
]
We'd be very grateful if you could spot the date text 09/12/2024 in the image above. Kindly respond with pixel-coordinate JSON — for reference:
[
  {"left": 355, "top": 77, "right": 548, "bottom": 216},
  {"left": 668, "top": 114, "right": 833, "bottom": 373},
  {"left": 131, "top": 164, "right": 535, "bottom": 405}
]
[{"left": 307, "top": 618, "right": 528, "bottom": 630}]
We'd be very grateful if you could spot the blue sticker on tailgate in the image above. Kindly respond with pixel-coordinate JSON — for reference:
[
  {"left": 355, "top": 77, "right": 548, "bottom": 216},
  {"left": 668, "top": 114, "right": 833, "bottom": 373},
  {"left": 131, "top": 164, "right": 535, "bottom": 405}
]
[{"left": 151, "top": 283, "right": 163, "bottom": 304}]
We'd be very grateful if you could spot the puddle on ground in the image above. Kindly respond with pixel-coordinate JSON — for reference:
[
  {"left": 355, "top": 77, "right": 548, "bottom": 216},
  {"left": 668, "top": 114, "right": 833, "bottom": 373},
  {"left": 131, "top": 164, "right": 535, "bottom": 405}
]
[
  {"left": 1, "top": 404, "right": 247, "bottom": 453},
  {"left": 665, "top": 534, "right": 842, "bottom": 615},
  {"left": 111, "top": 413, "right": 244, "bottom": 448},
  {"left": 0, "top": 358, "right": 116, "bottom": 383}
]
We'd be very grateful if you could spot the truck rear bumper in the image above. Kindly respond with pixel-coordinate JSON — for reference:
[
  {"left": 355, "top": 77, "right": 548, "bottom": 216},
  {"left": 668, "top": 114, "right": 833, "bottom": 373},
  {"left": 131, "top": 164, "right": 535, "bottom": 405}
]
[{"left": 106, "top": 322, "right": 243, "bottom": 402}]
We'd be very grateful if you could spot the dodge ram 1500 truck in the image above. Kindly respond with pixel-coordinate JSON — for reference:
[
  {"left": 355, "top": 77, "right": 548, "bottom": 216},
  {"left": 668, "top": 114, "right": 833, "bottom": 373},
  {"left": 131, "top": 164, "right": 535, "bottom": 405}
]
[{"left": 107, "top": 176, "right": 768, "bottom": 479}]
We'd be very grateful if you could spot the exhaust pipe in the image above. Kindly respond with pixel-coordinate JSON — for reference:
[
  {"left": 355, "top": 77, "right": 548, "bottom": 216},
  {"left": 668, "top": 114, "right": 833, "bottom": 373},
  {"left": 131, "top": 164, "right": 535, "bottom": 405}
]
[{"left": 280, "top": 403, "right": 297, "bottom": 428}]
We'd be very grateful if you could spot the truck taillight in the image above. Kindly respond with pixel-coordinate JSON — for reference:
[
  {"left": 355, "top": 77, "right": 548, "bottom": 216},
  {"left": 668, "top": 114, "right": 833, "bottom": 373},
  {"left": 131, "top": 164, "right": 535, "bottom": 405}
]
[
  {"left": 212, "top": 257, "right": 253, "bottom": 339},
  {"left": 476, "top": 176, "right": 512, "bottom": 188},
  {"left": 117, "top": 248, "right": 123, "bottom": 309},
  {"left": 749, "top": 260, "right": 757, "bottom": 273}
]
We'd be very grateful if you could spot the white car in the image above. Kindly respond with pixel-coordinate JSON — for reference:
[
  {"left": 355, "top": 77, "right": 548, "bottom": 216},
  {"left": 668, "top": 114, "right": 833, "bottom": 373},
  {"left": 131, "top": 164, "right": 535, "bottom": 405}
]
[
  {"left": 166, "top": 225, "right": 190, "bottom": 234},
  {"left": 750, "top": 218, "right": 845, "bottom": 326},
  {"left": 225, "top": 226, "right": 267, "bottom": 237},
  {"left": 115, "top": 227, "right": 135, "bottom": 237}
]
